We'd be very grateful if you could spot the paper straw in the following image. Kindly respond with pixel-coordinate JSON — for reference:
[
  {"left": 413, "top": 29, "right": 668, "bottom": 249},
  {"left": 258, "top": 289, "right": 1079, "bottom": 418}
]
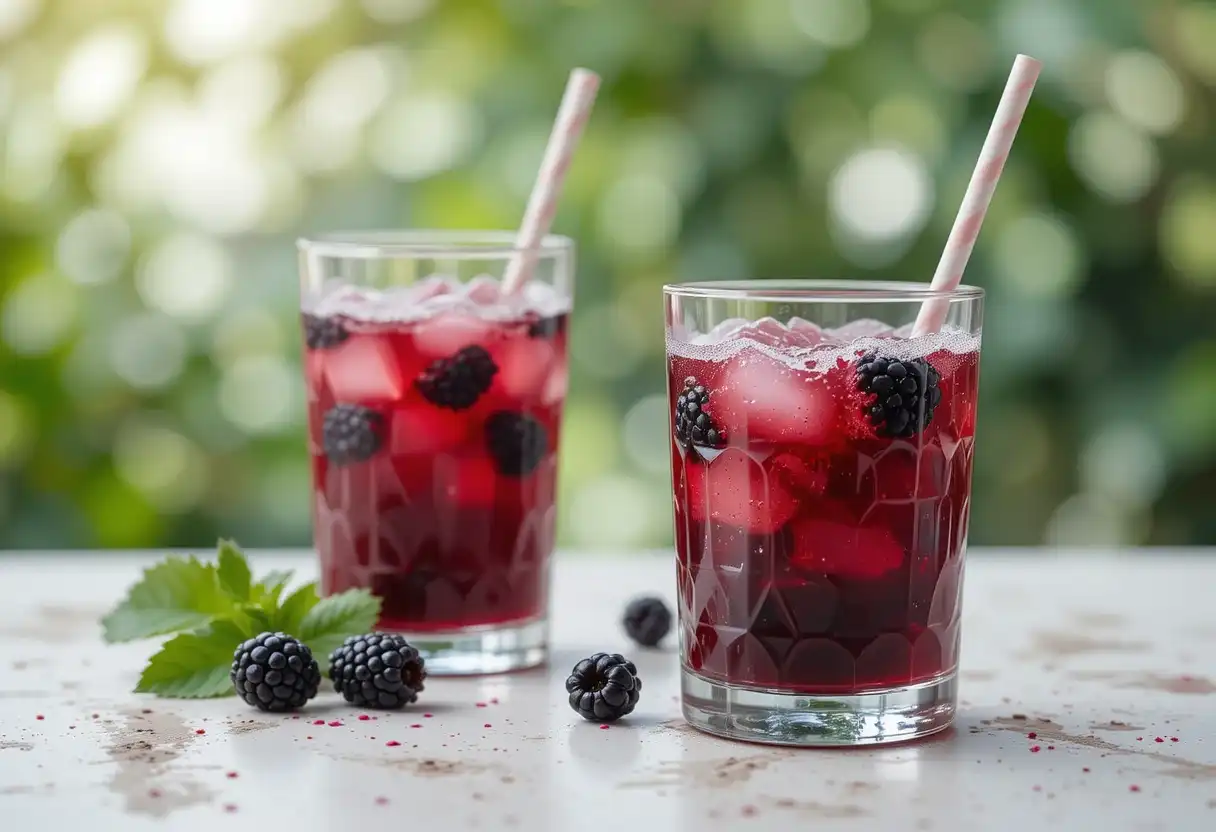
[
  {"left": 912, "top": 54, "right": 1042, "bottom": 337},
  {"left": 501, "top": 68, "right": 601, "bottom": 295}
]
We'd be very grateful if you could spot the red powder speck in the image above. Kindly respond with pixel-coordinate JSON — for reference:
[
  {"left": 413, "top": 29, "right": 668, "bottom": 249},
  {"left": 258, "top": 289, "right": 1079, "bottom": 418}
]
[
  {"left": 226, "top": 771, "right": 239, "bottom": 779},
  {"left": 1171, "top": 737, "right": 1180, "bottom": 742},
  {"left": 1030, "top": 745, "right": 1041, "bottom": 753},
  {"left": 1027, "top": 732, "right": 1037, "bottom": 739},
  {"left": 375, "top": 797, "right": 389, "bottom": 806},
  {"left": 1155, "top": 737, "right": 1164, "bottom": 743},
  {"left": 358, "top": 714, "right": 371, "bottom": 721},
  {"left": 69, "top": 725, "right": 76, "bottom": 729},
  {"left": 327, "top": 720, "right": 343, "bottom": 727},
  {"left": 385, "top": 740, "right": 401, "bottom": 747},
  {"left": 599, "top": 725, "right": 610, "bottom": 730},
  {"left": 1032, "top": 785, "right": 1042, "bottom": 793},
  {"left": 292, "top": 715, "right": 300, "bottom": 720},
  {"left": 1136, "top": 737, "right": 1143, "bottom": 741},
  {"left": 1047, "top": 746, "right": 1056, "bottom": 751},
  {"left": 313, "top": 719, "right": 325, "bottom": 725},
  {"left": 741, "top": 805, "right": 758, "bottom": 817},
  {"left": 149, "top": 789, "right": 162, "bottom": 798},
  {"left": 484, "top": 723, "right": 492, "bottom": 728},
  {"left": 424, "top": 713, "right": 433, "bottom": 718},
  {"left": 195, "top": 729, "right": 206, "bottom": 735},
  {"left": 1129, "top": 785, "right": 1141, "bottom": 793},
  {"left": 224, "top": 804, "right": 238, "bottom": 813},
  {"left": 35, "top": 715, "right": 44, "bottom": 720},
  {"left": 141, "top": 708, "right": 153, "bottom": 714},
  {"left": 91, "top": 713, "right": 99, "bottom": 719},
  {"left": 490, "top": 697, "right": 499, "bottom": 705},
  {"left": 410, "top": 724, "right": 422, "bottom": 729},
  {"left": 476, "top": 702, "right": 488, "bottom": 708}
]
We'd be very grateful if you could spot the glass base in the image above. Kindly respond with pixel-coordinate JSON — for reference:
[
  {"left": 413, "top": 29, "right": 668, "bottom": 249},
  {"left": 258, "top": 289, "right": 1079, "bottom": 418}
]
[
  {"left": 681, "top": 668, "right": 957, "bottom": 747},
  {"left": 385, "top": 618, "right": 548, "bottom": 676}
]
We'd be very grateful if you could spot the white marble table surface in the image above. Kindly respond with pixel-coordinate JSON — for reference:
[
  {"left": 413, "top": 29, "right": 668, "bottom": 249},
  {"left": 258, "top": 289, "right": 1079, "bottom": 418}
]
[{"left": 1, "top": 550, "right": 1214, "bottom": 831}]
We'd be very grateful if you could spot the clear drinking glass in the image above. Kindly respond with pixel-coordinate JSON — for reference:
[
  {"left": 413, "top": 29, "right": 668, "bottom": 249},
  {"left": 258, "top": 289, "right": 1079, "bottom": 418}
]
[
  {"left": 297, "top": 231, "right": 574, "bottom": 674},
  {"left": 665, "top": 280, "right": 983, "bottom": 745}
]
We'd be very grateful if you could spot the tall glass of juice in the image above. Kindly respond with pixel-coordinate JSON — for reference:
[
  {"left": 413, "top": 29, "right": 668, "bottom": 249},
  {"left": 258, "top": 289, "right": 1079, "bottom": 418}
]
[
  {"left": 665, "top": 280, "right": 983, "bottom": 745},
  {"left": 298, "top": 232, "right": 573, "bottom": 674}
]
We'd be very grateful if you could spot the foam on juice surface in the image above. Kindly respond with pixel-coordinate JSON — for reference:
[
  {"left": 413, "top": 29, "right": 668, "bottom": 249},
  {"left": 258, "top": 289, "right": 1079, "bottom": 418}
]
[{"left": 304, "top": 275, "right": 570, "bottom": 323}]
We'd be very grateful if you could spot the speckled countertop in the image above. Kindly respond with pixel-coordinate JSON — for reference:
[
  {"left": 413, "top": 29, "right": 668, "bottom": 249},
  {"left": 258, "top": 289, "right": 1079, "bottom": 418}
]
[{"left": 1, "top": 550, "right": 1214, "bottom": 831}]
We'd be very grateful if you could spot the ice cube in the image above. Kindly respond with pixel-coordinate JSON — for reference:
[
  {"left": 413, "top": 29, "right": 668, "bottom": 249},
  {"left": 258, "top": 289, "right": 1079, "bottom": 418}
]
[
  {"left": 521, "top": 281, "right": 565, "bottom": 316},
  {"left": 787, "top": 317, "right": 837, "bottom": 347},
  {"left": 494, "top": 338, "right": 555, "bottom": 401},
  {"left": 541, "top": 354, "right": 568, "bottom": 406},
  {"left": 463, "top": 275, "right": 502, "bottom": 306},
  {"left": 712, "top": 349, "right": 841, "bottom": 446},
  {"left": 788, "top": 514, "right": 904, "bottom": 578},
  {"left": 412, "top": 313, "right": 494, "bottom": 358},
  {"left": 322, "top": 334, "right": 404, "bottom": 403},
  {"left": 705, "top": 318, "right": 750, "bottom": 344},
  {"left": 390, "top": 406, "right": 470, "bottom": 455},
  {"left": 827, "top": 318, "right": 895, "bottom": 342},
  {"left": 409, "top": 275, "right": 461, "bottom": 304},
  {"left": 684, "top": 448, "right": 799, "bottom": 533}
]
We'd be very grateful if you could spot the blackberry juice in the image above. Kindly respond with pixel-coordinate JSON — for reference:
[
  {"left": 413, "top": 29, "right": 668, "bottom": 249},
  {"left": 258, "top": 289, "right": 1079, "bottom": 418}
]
[
  {"left": 303, "top": 277, "right": 568, "bottom": 634},
  {"left": 669, "top": 321, "right": 980, "bottom": 694}
]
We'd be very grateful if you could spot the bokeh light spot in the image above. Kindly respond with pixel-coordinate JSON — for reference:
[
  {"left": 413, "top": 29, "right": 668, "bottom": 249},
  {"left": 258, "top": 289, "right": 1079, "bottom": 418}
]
[
  {"left": 1079, "top": 424, "right": 1166, "bottom": 508},
  {"left": 218, "top": 356, "right": 300, "bottom": 434},
  {"left": 114, "top": 420, "right": 209, "bottom": 513},
  {"left": 993, "top": 213, "right": 1086, "bottom": 299},
  {"left": 1, "top": 273, "right": 78, "bottom": 356},
  {"left": 916, "top": 13, "right": 993, "bottom": 92},
  {"left": 55, "top": 23, "right": 148, "bottom": 129},
  {"left": 56, "top": 209, "right": 131, "bottom": 286},
  {"left": 622, "top": 394, "right": 674, "bottom": 478},
  {"left": 108, "top": 314, "right": 188, "bottom": 390},
  {"left": 829, "top": 147, "right": 932, "bottom": 244},
  {"left": 1174, "top": 3, "right": 1216, "bottom": 86},
  {"left": 1160, "top": 178, "right": 1216, "bottom": 289},
  {"left": 790, "top": 0, "right": 871, "bottom": 49},
  {"left": 0, "top": 0, "right": 38, "bottom": 41},
  {"left": 137, "top": 232, "right": 233, "bottom": 321},
  {"left": 596, "top": 176, "right": 681, "bottom": 256},
  {"left": 1104, "top": 50, "right": 1185, "bottom": 136},
  {"left": 1067, "top": 112, "right": 1159, "bottom": 203}
]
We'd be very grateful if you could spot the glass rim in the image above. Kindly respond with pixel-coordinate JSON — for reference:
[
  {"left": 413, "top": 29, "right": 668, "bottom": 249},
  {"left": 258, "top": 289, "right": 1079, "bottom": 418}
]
[
  {"left": 663, "top": 280, "right": 984, "bottom": 302},
  {"left": 297, "top": 230, "right": 575, "bottom": 259}
]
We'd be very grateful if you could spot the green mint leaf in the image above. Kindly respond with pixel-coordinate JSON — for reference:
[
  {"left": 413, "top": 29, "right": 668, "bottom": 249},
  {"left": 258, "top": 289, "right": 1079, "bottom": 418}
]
[
  {"left": 298, "top": 590, "right": 381, "bottom": 658},
  {"left": 251, "top": 570, "right": 293, "bottom": 608},
  {"left": 134, "top": 619, "right": 248, "bottom": 698},
  {"left": 241, "top": 605, "right": 273, "bottom": 633},
  {"left": 216, "top": 539, "right": 251, "bottom": 601},
  {"left": 102, "top": 557, "right": 237, "bottom": 643},
  {"left": 272, "top": 582, "right": 320, "bottom": 636}
]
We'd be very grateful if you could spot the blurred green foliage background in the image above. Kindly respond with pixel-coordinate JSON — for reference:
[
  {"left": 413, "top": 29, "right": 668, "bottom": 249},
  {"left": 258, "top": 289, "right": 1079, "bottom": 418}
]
[{"left": 2, "top": 0, "right": 1215, "bottom": 551}]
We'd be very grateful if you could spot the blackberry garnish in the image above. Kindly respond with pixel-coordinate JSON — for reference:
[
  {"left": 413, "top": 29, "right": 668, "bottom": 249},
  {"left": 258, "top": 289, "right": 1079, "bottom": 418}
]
[
  {"left": 416, "top": 345, "right": 498, "bottom": 411},
  {"left": 303, "top": 314, "right": 349, "bottom": 350},
  {"left": 328, "top": 633, "right": 427, "bottom": 709},
  {"left": 231, "top": 632, "right": 322, "bottom": 712},
  {"left": 565, "top": 653, "right": 642, "bottom": 723},
  {"left": 674, "top": 376, "right": 724, "bottom": 448},
  {"left": 485, "top": 412, "right": 548, "bottom": 477},
  {"left": 855, "top": 353, "right": 942, "bottom": 438},
  {"left": 322, "top": 404, "right": 383, "bottom": 465},
  {"left": 622, "top": 596, "right": 672, "bottom": 648},
  {"left": 527, "top": 314, "right": 567, "bottom": 340}
]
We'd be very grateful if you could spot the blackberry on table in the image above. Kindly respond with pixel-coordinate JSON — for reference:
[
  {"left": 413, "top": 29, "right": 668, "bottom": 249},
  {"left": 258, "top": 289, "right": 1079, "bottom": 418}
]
[
  {"left": 303, "top": 314, "right": 349, "bottom": 350},
  {"left": 674, "top": 377, "right": 724, "bottom": 448},
  {"left": 622, "top": 596, "right": 672, "bottom": 648},
  {"left": 485, "top": 412, "right": 548, "bottom": 477},
  {"left": 328, "top": 633, "right": 427, "bottom": 710},
  {"left": 855, "top": 353, "right": 942, "bottom": 438},
  {"left": 231, "top": 632, "right": 321, "bottom": 712},
  {"left": 565, "top": 653, "right": 642, "bottom": 723},
  {"left": 416, "top": 345, "right": 498, "bottom": 411},
  {"left": 322, "top": 404, "right": 383, "bottom": 465}
]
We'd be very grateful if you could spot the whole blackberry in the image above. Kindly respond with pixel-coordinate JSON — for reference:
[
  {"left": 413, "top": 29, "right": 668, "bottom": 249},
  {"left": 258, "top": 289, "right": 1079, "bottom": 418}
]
[
  {"left": 622, "top": 596, "right": 672, "bottom": 648},
  {"left": 416, "top": 345, "right": 498, "bottom": 411},
  {"left": 485, "top": 412, "right": 548, "bottom": 476},
  {"left": 674, "top": 377, "right": 724, "bottom": 448},
  {"left": 303, "top": 314, "right": 349, "bottom": 349},
  {"left": 328, "top": 633, "right": 426, "bottom": 709},
  {"left": 231, "top": 632, "right": 321, "bottom": 712},
  {"left": 322, "top": 404, "right": 383, "bottom": 465},
  {"left": 527, "top": 314, "right": 566, "bottom": 340},
  {"left": 855, "top": 354, "right": 942, "bottom": 438},
  {"left": 565, "top": 653, "right": 642, "bottom": 723}
]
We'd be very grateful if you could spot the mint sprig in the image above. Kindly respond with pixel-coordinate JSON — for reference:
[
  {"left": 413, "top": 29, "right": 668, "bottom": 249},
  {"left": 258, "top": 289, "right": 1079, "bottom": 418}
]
[{"left": 102, "top": 541, "right": 381, "bottom": 699}]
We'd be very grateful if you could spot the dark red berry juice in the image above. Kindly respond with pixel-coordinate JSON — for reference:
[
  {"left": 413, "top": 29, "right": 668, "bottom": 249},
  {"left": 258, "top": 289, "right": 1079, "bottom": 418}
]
[
  {"left": 669, "top": 325, "right": 980, "bottom": 694},
  {"left": 303, "top": 282, "right": 568, "bottom": 633}
]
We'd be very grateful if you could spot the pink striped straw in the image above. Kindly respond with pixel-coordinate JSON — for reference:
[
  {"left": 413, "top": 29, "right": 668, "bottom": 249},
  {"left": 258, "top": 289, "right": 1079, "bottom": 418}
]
[
  {"left": 501, "top": 68, "right": 601, "bottom": 295},
  {"left": 912, "top": 54, "right": 1042, "bottom": 336}
]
